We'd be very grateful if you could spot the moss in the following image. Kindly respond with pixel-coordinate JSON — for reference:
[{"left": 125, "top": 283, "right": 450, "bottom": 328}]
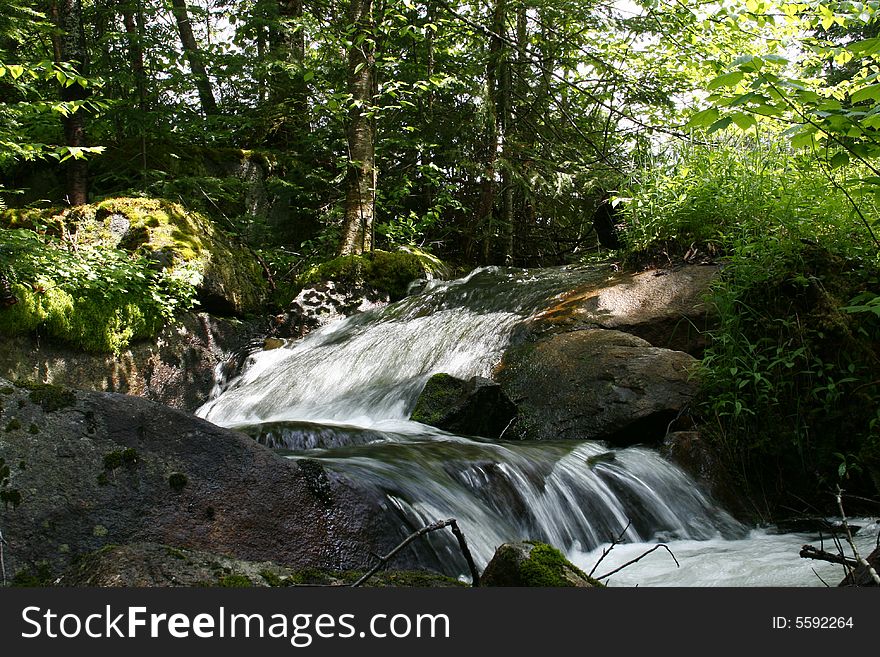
[
  {"left": 4, "top": 418, "right": 21, "bottom": 432},
  {"left": 28, "top": 423, "right": 38, "bottom": 434},
  {"left": 16, "top": 381, "right": 76, "bottom": 412},
  {"left": 168, "top": 472, "right": 188, "bottom": 491},
  {"left": 299, "top": 250, "right": 428, "bottom": 301},
  {"left": 11, "top": 562, "right": 55, "bottom": 587},
  {"left": 410, "top": 373, "right": 464, "bottom": 426},
  {"left": 0, "top": 387, "right": 14, "bottom": 395},
  {"left": 260, "top": 570, "right": 290, "bottom": 587},
  {"left": 166, "top": 547, "right": 188, "bottom": 561},
  {"left": 519, "top": 542, "right": 600, "bottom": 587},
  {"left": 104, "top": 448, "right": 138, "bottom": 471},
  {"left": 96, "top": 472, "right": 110, "bottom": 486},
  {"left": 93, "top": 524, "right": 108, "bottom": 537},
  {"left": 217, "top": 574, "right": 252, "bottom": 588}
]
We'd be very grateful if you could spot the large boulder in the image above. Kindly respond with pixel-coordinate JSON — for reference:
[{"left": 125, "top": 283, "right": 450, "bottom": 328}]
[
  {"left": 59, "top": 542, "right": 466, "bottom": 588},
  {"left": 481, "top": 541, "right": 601, "bottom": 587},
  {"left": 496, "top": 330, "right": 698, "bottom": 445},
  {"left": 0, "top": 312, "right": 265, "bottom": 412},
  {"left": 523, "top": 265, "right": 719, "bottom": 355},
  {"left": 410, "top": 373, "right": 517, "bottom": 439},
  {"left": 0, "top": 379, "right": 404, "bottom": 583}
]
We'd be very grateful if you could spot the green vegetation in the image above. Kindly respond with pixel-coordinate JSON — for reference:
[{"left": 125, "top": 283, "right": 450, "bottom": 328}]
[
  {"left": 217, "top": 574, "right": 252, "bottom": 588},
  {"left": 168, "top": 472, "right": 188, "bottom": 492},
  {"left": 16, "top": 381, "right": 76, "bottom": 412},
  {"left": 617, "top": 138, "right": 880, "bottom": 517},
  {"left": 103, "top": 448, "right": 139, "bottom": 472}
]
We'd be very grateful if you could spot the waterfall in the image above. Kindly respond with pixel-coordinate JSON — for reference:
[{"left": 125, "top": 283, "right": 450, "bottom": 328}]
[{"left": 197, "top": 265, "right": 874, "bottom": 585}]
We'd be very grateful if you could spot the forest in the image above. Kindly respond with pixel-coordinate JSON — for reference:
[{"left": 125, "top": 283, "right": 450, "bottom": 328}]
[{"left": 1, "top": 0, "right": 880, "bottom": 587}]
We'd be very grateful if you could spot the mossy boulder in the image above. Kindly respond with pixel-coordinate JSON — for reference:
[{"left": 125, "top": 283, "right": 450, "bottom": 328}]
[
  {"left": 481, "top": 541, "right": 602, "bottom": 587},
  {"left": 0, "top": 198, "right": 266, "bottom": 336},
  {"left": 298, "top": 249, "right": 443, "bottom": 302},
  {"left": 89, "top": 198, "right": 266, "bottom": 316},
  {"left": 410, "top": 373, "right": 517, "bottom": 439}
]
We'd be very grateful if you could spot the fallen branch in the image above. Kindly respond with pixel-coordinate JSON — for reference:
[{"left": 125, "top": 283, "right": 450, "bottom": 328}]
[
  {"left": 352, "top": 518, "right": 480, "bottom": 587},
  {"left": 596, "top": 544, "right": 679, "bottom": 581},
  {"left": 799, "top": 544, "right": 858, "bottom": 568}
]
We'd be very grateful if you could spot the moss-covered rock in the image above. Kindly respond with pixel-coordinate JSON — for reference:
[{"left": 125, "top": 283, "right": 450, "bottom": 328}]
[
  {"left": 1, "top": 198, "right": 266, "bottom": 346},
  {"left": 410, "top": 373, "right": 517, "bottom": 439},
  {"left": 298, "top": 249, "right": 441, "bottom": 302},
  {"left": 481, "top": 541, "right": 602, "bottom": 587}
]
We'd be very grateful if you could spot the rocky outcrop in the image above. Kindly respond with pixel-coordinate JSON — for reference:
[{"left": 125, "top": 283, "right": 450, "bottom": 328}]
[
  {"left": 410, "top": 373, "right": 517, "bottom": 439},
  {"left": 59, "top": 542, "right": 466, "bottom": 588},
  {"left": 496, "top": 330, "right": 697, "bottom": 445},
  {"left": 522, "top": 265, "right": 719, "bottom": 356},
  {"left": 481, "top": 541, "right": 601, "bottom": 587},
  {"left": 0, "top": 379, "right": 406, "bottom": 583},
  {"left": 0, "top": 313, "right": 265, "bottom": 412}
]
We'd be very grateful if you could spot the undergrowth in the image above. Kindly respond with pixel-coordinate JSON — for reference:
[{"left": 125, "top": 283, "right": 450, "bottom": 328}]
[{"left": 618, "top": 135, "right": 880, "bottom": 518}]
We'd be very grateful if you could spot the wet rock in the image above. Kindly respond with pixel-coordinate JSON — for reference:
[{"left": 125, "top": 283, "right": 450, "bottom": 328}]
[
  {"left": 839, "top": 546, "right": 880, "bottom": 587},
  {"left": 481, "top": 541, "right": 601, "bottom": 587},
  {"left": 410, "top": 373, "right": 517, "bottom": 439},
  {"left": 496, "top": 330, "right": 697, "bottom": 445},
  {"left": 0, "top": 379, "right": 405, "bottom": 583},
  {"left": 0, "top": 313, "right": 266, "bottom": 412},
  {"left": 273, "top": 280, "right": 389, "bottom": 339}
]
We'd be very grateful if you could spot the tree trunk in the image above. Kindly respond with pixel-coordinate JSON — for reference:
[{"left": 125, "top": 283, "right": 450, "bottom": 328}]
[
  {"left": 339, "top": 0, "right": 376, "bottom": 256},
  {"left": 52, "top": 0, "right": 89, "bottom": 206},
  {"left": 169, "top": 0, "right": 217, "bottom": 115},
  {"left": 476, "top": 0, "right": 506, "bottom": 264},
  {"left": 267, "top": 0, "right": 309, "bottom": 147}
]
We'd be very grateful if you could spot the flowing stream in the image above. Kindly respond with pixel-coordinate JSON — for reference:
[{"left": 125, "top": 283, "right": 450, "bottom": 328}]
[{"left": 197, "top": 265, "right": 879, "bottom": 586}]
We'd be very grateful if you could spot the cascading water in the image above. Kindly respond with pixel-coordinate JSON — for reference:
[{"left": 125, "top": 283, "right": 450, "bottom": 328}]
[{"left": 197, "top": 265, "right": 878, "bottom": 586}]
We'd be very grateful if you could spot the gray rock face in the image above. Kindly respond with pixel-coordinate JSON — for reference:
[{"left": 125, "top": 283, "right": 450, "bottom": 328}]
[
  {"left": 0, "top": 380, "right": 401, "bottom": 582},
  {"left": 496, "top": 329, "right": 698, "bottom": 445},
  {"left": 0, "top": 313, "right": 265, "bottom": 412}
]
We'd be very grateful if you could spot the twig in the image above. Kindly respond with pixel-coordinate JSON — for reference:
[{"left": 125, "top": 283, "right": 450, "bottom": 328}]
[
  {"left": 0, "top": 526, "right": 7, "bottom": 586},
  {"left": 588, "top": 520, "right": 632, "bottom": 578},
  {"left": 352, "top": 518, "right": 480, "bottom": 587},
  {"left": 596, "top": 544, "right": 679, "bottom": 581},
  {"left": 811, "top": 568, "right": 831, "bottom": 588}
]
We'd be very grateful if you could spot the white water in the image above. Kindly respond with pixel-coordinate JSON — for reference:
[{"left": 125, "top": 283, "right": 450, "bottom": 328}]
[{"left": 198, "top": 265, "right": 879, "bottom": 586}]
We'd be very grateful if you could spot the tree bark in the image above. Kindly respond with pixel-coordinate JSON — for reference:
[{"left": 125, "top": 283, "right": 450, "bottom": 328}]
[
  {"left": 169, "top": 0, "right": 217, "bottom": 115},
  {"left": 339, "top": 0, "right": 376, "bottom": 256},
  {"left": 52, "top": 0, "right": 89, "bottom": 206}
]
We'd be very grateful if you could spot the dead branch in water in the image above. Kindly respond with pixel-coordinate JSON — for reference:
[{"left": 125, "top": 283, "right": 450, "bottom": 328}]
[
  {"left": 588, "top": 520, "right": 632, "bottom": 578},
  {"left": 352, "top": 518, "right": 480, "bottom": 587},
  {"left": 595, "top": 544, "right": 680, "bottom": 582},
  {"left": 799, "top": 544, "right": 858, "bottom": 568}
]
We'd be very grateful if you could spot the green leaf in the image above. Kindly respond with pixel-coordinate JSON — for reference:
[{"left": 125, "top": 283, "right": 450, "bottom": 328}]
[
  {"left": 830, "top": 152, "right": 850, "bottom": 168},
  {"left": 707, "top": 71, "right": 744, "bottom": 90},
  {"left": 731, "top": 112, "right": 757, "bottom": 130},
  {"left": 851, "top": 83, "right": 880, "bottom": 104},
  {"left": 848, "top": 37, "right": 880, "bottom": 55},
  {"left": 686, "top": 107, "right": 720, "bottom": 129},
  {"left": 708, "top": 116, "right": 733, "bottom": 133},
  {"left": 303, "top": 70, "right": 315, "bottom": 82}
]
